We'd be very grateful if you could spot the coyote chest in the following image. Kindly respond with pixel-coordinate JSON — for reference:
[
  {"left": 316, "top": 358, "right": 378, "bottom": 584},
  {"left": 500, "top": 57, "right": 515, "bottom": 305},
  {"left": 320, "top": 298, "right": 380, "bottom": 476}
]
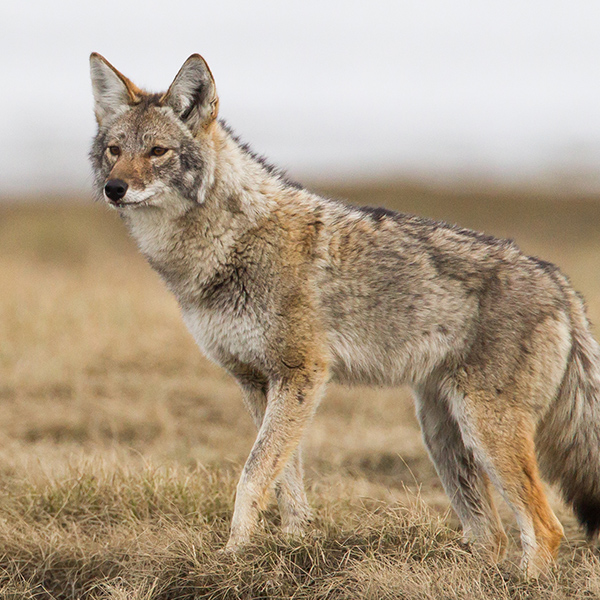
[{"left": 180, "top": 304, "right": 266, "bottom": 371}]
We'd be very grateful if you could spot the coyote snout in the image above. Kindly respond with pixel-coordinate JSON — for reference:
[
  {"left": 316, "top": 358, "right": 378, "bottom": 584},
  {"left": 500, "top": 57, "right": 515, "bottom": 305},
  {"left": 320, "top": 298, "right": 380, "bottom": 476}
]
[
  {"left": 90, "top": 52, "right": 600, "bottom": 578},
  {"left": 104, "top": 179, "right": 128, "bottom": 204}
]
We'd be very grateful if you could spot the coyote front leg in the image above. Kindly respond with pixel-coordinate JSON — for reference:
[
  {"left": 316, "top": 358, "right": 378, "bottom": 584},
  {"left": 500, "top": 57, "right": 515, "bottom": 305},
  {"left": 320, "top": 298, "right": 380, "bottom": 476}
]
[
  {"left": 239, "top": 383, "right": 312, "bottom": 536},
  {"left": 226, "top": 366, "right": 326, "bottom": 550}
]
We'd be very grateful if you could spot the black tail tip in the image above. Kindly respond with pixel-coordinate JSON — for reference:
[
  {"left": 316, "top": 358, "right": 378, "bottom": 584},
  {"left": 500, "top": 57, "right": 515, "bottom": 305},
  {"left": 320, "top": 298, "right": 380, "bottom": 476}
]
[{"left": 574, "top": 497, "right": 600, "bottom": 539}]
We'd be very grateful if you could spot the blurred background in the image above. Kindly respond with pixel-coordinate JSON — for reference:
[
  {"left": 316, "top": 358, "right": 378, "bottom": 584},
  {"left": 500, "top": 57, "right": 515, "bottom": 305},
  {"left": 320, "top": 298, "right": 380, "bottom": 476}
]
[
  {"left": 2, "top": 0, "right": 600, "bottom": 197},
  {"left": 0, "top": 5, "right": 599, "bottom": 590}
]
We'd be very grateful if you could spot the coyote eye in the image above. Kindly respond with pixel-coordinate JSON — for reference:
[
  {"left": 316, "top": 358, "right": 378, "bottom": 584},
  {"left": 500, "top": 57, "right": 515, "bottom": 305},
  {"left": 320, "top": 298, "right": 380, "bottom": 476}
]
[
  {"left": 108, "top": 146, "right": 121, "bottom": 157},
  {"left": 150, "top": 147, "right": 168, "bottom": 157}
]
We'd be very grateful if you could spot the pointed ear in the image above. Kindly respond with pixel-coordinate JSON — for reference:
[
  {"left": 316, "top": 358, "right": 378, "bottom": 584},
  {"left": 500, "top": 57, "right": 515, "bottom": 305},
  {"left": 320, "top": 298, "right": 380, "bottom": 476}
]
[
  {"left": 161, "top": 54, "right": 219, "bottom": 132},
  {"left": 89, "top": 53, "right": 142, "bottom": 125}
]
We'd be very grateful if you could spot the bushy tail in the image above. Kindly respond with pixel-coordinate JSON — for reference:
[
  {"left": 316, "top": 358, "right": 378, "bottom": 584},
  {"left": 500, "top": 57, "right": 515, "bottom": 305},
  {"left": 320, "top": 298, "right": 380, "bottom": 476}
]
[{"left": 536, "top": 290, "right": 600, "bottom": 538}]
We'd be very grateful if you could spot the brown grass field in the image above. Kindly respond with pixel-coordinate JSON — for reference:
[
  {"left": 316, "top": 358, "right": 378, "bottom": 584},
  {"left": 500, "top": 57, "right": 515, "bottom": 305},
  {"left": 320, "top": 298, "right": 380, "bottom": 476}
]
[{"left": 1, "top": 183, "right": 600, "bottom": 598}]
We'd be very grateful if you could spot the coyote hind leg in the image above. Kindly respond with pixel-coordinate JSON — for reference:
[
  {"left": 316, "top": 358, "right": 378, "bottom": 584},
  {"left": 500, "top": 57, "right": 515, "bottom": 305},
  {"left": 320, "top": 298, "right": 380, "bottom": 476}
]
[
  {"left": 414, "top": 381, "right": 507, "bottom": 562},
  {"left": 455, "top": 392, "right": 564, "bottom": 578}
]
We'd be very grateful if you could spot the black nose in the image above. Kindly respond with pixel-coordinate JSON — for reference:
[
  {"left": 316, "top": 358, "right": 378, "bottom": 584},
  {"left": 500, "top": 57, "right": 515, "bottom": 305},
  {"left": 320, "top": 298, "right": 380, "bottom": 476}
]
[{"left": 104, "top": 179, "right": 128, "bottom": 202}]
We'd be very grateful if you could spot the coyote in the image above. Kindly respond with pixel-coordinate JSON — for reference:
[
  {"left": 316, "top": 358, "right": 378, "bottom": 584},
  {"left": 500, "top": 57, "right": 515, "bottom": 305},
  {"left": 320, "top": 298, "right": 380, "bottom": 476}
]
[{"left": 90, "top": 53, "right": 600, "bottom": 577}]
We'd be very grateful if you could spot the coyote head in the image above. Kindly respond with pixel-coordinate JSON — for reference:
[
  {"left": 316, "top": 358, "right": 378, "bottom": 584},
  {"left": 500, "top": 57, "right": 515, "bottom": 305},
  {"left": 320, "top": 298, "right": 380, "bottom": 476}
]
[{"left": 89, "top": 53, "right": 219, "bottom": 211}]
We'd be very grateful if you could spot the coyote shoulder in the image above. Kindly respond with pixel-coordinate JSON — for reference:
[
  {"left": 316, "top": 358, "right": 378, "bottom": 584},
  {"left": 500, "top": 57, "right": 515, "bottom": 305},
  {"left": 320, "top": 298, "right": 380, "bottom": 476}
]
[{"left": 90, "top": 53, "right": 600, "bottom": 577}]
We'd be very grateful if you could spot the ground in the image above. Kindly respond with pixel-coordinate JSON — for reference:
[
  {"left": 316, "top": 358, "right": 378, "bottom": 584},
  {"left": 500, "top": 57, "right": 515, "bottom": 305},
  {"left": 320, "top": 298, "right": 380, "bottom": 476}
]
[{"left": 0, "top": 182, "right": 599, "bottom": 599}]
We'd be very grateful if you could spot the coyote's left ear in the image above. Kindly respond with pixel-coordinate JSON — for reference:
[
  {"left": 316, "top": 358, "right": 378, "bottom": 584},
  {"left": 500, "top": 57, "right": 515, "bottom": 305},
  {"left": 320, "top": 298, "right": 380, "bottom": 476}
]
[
  {"left": 90, "top": 53, "right": 142, "bottom": 125},
  {"left": 162, "top": 54, "right": 219, "bottom": 132}
]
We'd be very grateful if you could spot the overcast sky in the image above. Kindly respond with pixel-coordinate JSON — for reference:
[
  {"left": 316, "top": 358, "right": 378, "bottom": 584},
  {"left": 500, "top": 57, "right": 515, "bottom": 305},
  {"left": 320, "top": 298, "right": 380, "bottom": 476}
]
[{"left": 2, "top": 0, "right": 600, "bottom": 195}]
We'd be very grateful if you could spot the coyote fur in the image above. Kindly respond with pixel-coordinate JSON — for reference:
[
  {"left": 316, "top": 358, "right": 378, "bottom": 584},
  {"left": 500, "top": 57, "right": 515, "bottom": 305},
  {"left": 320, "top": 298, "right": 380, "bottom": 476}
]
[{"left": 90, "top": 53, "right": 600, "bottom": 577}]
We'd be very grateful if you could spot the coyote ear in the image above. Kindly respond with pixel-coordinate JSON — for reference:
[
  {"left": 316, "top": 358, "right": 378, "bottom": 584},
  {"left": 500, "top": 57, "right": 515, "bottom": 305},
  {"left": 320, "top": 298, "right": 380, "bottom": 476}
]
[
  {"left": 162, "top": 54, "right": 219, "bottom": 132},
  {"left": 90, "top": 53, "right": 141, "bottom": 125}
]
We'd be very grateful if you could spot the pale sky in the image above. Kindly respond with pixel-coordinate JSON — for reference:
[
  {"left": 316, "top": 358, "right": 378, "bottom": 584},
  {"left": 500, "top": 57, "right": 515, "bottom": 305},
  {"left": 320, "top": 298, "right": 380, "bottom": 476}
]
[{"left": 2, "top": 0, "right": 600, "bottom": 195}]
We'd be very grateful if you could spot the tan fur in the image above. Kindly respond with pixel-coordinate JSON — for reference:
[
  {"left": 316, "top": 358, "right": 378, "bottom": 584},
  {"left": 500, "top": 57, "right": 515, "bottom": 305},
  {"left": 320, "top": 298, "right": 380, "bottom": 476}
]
[{"left": 90, "top": 53, "right": 600, "bottom": 576}]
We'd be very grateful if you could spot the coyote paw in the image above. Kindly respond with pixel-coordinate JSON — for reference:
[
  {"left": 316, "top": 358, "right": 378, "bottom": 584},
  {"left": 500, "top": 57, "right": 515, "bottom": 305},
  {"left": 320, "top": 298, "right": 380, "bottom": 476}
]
[
  {"left": 282, "top": 523, "right": 308, "bottom": 539},
  {"left": 219, "top": 533, "right": 254, "bottom": 555}
]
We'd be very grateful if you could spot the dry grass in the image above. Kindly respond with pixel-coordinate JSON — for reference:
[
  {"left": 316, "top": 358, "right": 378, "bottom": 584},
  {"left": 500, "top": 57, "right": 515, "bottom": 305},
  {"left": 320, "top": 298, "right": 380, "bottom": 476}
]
[{"left": 0, "top": 183, "right": 599, "bottom": 598}]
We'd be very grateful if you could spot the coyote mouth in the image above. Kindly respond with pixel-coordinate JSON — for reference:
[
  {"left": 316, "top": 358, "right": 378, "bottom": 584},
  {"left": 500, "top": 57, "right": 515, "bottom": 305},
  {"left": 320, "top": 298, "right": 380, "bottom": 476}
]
[
  {"left": 108, "top": 198, "right": 148, "bottom": 208},
  {"left": 106, "top": 193, "right": 155, "bottom": 208}
]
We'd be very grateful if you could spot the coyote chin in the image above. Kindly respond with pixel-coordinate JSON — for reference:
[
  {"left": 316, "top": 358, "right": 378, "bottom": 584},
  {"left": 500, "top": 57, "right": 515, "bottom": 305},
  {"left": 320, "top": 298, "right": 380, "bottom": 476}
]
[{"left": 90, "top": 52, "right": 600, "bottom": 577}]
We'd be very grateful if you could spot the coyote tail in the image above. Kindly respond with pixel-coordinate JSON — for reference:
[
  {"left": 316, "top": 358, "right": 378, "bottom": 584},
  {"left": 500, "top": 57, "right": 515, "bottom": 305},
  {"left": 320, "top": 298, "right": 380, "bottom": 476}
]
[{"left": 537, "top": 287, "right": 600, "bottom": 538}]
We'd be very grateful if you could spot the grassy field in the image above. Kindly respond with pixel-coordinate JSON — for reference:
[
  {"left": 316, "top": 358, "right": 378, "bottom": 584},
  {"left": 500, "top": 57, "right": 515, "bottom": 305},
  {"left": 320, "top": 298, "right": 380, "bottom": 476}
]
[{"left": 0, "top": 183, "right": 599, "bottom": 598}]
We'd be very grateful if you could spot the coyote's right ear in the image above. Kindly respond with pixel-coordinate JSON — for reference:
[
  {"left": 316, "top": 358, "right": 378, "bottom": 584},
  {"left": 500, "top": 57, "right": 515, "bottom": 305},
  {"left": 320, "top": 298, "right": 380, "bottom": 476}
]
[
  {"left": 89, "top": 53, "right": 141, "bottom": 125},
  {"left": 162, "top": 54, "right": 219, "bottom": 132}
]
